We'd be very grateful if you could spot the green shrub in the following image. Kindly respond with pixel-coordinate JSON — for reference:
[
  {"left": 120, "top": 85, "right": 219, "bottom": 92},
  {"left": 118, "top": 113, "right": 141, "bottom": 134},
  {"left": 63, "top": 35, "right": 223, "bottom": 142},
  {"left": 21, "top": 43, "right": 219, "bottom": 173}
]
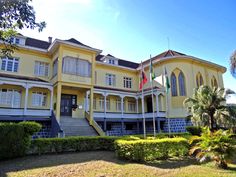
[
  {"left": 29, "top": 136, "right": 119, "bottom": 155},
  {"left": 186, "top": 126, "right": 202, "bottom": 136},
  {"left": 115, "top": 137, "right": 189, "bottom": 162},
  {"left": 0, "top": 121, "right": 41, "bottom": 160},
  {"left": 19, "top": 121, "right": 42, "bottom": 135}
]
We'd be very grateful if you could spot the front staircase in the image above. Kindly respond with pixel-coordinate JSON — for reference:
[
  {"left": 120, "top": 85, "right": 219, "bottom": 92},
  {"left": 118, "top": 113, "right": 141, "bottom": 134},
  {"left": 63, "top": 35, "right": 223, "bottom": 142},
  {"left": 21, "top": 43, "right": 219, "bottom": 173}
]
[{"left": 60, "top": 117, "right": 98, "bottom": 136}]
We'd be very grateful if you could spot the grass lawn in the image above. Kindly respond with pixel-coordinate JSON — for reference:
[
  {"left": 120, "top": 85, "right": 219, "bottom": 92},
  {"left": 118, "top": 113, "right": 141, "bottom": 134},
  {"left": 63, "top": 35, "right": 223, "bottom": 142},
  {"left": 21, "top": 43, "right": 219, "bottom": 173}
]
[{"left": 0, "top": 151, "right": 236, "bottom": 177}]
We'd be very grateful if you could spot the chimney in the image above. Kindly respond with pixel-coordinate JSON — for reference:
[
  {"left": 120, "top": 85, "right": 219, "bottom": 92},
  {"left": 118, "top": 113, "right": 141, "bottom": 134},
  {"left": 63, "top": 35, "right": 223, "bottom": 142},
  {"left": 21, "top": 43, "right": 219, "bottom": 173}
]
[{"left": 48, "top": 36, "right": 52, "bottom": 43}]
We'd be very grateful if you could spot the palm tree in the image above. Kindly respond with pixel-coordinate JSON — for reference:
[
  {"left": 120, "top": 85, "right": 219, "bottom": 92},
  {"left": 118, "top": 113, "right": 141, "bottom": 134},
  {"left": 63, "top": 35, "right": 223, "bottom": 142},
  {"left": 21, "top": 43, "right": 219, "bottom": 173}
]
[
  {"left": 184, "top": 85, "right": 232, "bottom": 132},
  {"left": 230, "top": 50, "right": 236, "bottom": 78}
]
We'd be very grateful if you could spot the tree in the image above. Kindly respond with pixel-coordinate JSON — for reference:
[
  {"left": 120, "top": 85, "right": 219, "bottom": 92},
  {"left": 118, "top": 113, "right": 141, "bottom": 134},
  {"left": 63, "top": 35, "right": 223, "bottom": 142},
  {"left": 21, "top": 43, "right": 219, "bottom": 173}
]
[
  {"left": 230, "top": 50, "right": 236, "bottom": 79},
  {"left": 0, "top": 0, "right": 46, "bottom": 56},
  {"left": 184, "top": 86, "right": 233, "bottom": 132}
]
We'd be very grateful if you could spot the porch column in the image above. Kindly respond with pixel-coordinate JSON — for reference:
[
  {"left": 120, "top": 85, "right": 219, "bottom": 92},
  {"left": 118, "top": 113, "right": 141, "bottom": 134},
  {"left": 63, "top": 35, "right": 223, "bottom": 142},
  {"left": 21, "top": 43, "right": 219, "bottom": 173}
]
[
  {"left": 56, "top": 82, "right": 62, "bottom": 122},
  {"left": 23, "top": 83, "right": 30, "bottom": 116},
  {"left": 136, "top": 97, "right": 139, "bottom": 114},
  {"left": 121, "top": 95, "right": 124, "bottom": 135},
  {"left": 155, "top": 93, "right": 159, "bottom": 117},
  {"left": 50, "top": 87, "right": 54, "bottom": 112},
  {"left": 89, "top": 88, "right": 94, "bottom": 125},
  {"left": 103, "top": 92, "right": 107, "bottom": 133},
  {"left": 85, "top": 91, "right": 89, "bottom": 112}
]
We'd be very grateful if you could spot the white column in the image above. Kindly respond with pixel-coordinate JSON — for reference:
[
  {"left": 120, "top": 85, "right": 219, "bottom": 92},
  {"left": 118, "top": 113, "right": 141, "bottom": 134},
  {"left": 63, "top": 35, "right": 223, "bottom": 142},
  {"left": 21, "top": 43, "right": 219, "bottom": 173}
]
[
  {"left": 136, "top": 97, "right": 139, "bottom": 114},
  {"left": 121, "top": 96, "right": 124, "bottom": 117},
  {"left": 155, "top": 93, "right": 159, "bottom": 117},
  {"left": 104, "top": 93, "right": 107, "bottom": 118},
  {"left": 24, "top": 84, "right": 30, "bottom": 115},
  {"left": 50, "top": 87, "right": 54, "bottom": 112},
  {"left": 85, "top": 91, "right": 89, "bottom": 112}
]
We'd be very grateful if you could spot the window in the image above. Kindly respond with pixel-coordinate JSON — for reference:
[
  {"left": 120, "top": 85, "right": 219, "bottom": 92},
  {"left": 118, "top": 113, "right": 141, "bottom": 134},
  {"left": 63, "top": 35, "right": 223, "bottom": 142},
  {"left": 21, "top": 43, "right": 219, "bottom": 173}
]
[
  {"left": 108, "top": 59, "right": 115, "bottom": 64},
  {"left": 10, "top": 37, "right": 20, "bottom": 44},
  {"left": 34, "top": 61, "right": 49, "bottom": 77},
  {"left": 1, "top": 57, "right": 19, "bottom": 72},
  {"left": 99, "top": 97, "right": 104, "bottom": 110},
  {"left": 93, "top": 98, "right": 96, "bottom": 109},
  {"left": 32, "top": 92, "right": 47, "bottom": 107},
  {"left": 94, "top": 71, "right": 97, "bottom": 84},
  {"left": 178, "top": 71, "right": 186, "bottom": 96},
  {"left": 211, "top": 76, "right": 218, "bottom": 88},
  {"left": 123, "top": 77, "right": 132, "bottom": 88},
  {"left": 53, "top": 59, "right": 58, "bottom": 77},
  {"left": 0, "top": 89, "right": 21, "bottom": 108},
  {"left": 62, "top": 57, "right": 91, "bottom": 77},
  {"left": 106, "top": 74, "right": 116, "bottom": 86},
  {"left": 128, "top": 101, "right": 136, "bottom": 112},
  {"left": 116, "top": 99, "right": 121, "bottom": 111},
  {"left": 171, "top": 72, "right": 177, "bottom": 96},
  {"left": 106, "top": 98, "right": 110, "bottom": 110},
  {"left": 196, "top": 72, "right": 204, "bottom": 87}
]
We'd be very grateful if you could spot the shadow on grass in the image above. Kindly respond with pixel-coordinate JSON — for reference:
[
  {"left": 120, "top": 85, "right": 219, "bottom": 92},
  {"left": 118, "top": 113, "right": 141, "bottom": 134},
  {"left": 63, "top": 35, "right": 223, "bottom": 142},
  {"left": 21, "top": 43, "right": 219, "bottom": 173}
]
[{"left": 0, "top": 151, "right": 234, "bottom": 177}]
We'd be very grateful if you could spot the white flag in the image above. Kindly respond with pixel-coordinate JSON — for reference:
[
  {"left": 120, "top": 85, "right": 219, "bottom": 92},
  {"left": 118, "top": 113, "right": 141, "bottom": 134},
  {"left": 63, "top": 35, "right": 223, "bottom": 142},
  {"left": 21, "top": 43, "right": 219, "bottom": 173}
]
[{"left": 154, "top": 74, "right": 164, "bottom": 86}]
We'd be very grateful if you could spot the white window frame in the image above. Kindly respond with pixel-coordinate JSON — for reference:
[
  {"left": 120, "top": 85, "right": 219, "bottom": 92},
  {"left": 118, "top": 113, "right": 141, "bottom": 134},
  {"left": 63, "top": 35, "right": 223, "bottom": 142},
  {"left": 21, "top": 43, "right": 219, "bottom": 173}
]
[
  {"left": 99, "top": 97, "right": 104, "bottom": 110},
  {"left": 116, "top": 99, "right": 121, "bottom": 111},
  {"left": 62, "top": 57, "right": 91, "bottom": 77},
  {"left": 53, "top": 59, "right": 58, "bottom": 77},
  {"left": 32, "top": 92, "right": 47, "bottom": 107},
  {"left": 128, "top": 101, "right": 136, "bottom": 112},
  {"left": 106, "top": 74, "right": 116, "bottom": 86},
  {"left": 1, "top": 57, "right": 19, "bottom": 72},
  {"left": 0, "top": 89, "right": 21, "bottom": 108},
  {"left": 10, "top": 37, "right": 20, "bottom": 44},
  {"left": 106, "top": 98, "right": 110, "bottom": 110},
  {"left": 123, "top": 77, "right": 132, "bottom": 88},
  {"left": 34, "top": 61, "right": 49, "bottom": 77}
]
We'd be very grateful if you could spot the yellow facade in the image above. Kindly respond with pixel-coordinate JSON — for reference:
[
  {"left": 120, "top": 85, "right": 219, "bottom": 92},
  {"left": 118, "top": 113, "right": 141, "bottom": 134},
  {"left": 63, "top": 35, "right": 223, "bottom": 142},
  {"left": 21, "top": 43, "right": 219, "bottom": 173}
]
[{"left": 0, "top": 36, "right": 226, "bottom": 126}]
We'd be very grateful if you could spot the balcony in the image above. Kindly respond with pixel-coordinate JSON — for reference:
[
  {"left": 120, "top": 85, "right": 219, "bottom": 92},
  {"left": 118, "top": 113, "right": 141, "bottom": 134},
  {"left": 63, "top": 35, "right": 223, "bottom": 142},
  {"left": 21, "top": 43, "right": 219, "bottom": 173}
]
[
  {"left": 0, "top": 107, "right": 51, "bottom": 117},
  {"left": 93, "top": 111, "right": 166, "bottom": 120}
]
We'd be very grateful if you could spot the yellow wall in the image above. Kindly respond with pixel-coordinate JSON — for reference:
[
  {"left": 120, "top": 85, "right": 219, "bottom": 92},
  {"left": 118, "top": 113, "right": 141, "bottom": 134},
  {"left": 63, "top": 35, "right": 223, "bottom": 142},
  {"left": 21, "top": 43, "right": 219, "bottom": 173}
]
[
  {"left": 0, "top": 49, "right": 52, "bottom": 81},
  {"left": 95, "top": 63, "right": 138, "bottom": 91}
]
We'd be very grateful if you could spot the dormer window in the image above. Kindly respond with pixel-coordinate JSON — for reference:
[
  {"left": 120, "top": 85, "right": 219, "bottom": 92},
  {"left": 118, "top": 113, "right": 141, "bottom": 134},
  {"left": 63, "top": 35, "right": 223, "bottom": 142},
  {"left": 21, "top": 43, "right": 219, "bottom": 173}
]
[
  {"left": 10, "top": 37, "right": 20, "bottom": 44},
  {"left": 108, "top": 59, "right": 115, "bottom": 64}
]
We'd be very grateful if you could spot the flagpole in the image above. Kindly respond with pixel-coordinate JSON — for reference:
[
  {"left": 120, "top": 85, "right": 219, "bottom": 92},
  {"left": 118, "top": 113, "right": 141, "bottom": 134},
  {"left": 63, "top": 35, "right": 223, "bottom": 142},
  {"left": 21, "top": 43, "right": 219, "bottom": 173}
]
[
  {"left": 150, "top": 55, "right": 156, "bottom": 137},
  {"left": 141, "top": 61, "right": 146, "bottom": 139},
  {"left": 164, "top": 67, "right": 171, "bottom": 136}
]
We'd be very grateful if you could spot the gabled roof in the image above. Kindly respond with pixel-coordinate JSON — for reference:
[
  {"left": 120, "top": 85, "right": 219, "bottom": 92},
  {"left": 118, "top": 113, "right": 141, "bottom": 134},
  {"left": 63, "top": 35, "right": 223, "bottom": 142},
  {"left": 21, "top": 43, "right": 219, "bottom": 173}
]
[
  {"left": 142, "top": 50, "right": 186, "bottom": 66},
  {"left": 64, "top": 38, "right": 94, "bottom": 49},
  {"left": 25, "top": 37, "right": 50, "bottom": 50}
]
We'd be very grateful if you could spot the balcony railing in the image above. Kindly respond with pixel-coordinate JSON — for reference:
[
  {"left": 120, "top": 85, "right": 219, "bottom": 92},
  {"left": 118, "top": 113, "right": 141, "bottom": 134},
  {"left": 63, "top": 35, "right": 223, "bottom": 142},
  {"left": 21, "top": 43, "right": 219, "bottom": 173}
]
[
  {"left": 0, "top": 107, "right": 51, "bottom": 117},
  {"left": 93, "top": 111, "right": 166, "bottom": 119}
]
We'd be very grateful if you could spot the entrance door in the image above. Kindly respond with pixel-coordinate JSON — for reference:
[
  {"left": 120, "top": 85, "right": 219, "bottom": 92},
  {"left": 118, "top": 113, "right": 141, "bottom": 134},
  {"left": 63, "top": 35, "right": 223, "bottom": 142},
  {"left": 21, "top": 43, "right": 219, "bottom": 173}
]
[
  {"left": 146, "top": 97, "right": 153, "bottom": 113},
  {"left": 60, "top": 94, "right": 72, "bottom": 116}
]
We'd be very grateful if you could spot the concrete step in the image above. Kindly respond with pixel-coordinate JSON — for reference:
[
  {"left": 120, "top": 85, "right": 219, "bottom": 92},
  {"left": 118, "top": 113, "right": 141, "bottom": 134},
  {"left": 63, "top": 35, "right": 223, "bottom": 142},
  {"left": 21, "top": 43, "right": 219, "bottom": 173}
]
[{"left": 60, "top": 117, "right": 98, "bottom": 137}]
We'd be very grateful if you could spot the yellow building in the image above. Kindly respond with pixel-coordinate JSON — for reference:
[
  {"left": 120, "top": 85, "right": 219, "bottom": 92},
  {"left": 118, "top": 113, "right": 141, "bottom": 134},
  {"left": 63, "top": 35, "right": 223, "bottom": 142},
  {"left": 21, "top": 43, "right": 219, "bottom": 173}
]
[{"left": 0, "top": 35, "right": 226, "bottom": 137}]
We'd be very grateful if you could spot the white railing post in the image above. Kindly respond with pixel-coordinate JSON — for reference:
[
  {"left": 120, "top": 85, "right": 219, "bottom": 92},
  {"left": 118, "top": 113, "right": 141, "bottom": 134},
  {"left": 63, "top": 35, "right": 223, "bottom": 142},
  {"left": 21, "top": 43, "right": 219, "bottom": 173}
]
[
  {"left": 50, "top": 87, "right": 53, "bottom": 112},
  {"left": 155, "top": 93, "right": 159, "bottom": 117},
  {"left": 136, "top": 97, "right": 139, "bottom": 114},
  {"left": 24, "top": 83, "right": 30, "bottom": 116}
]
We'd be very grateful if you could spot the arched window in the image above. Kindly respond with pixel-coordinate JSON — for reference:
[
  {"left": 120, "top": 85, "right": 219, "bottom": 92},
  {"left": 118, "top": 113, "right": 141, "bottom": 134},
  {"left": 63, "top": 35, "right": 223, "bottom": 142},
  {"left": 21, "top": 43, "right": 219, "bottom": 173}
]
[
  {"left": 171, "top": 72, "right": 177, "bottom": 96},
  {"left": 178, "top": 71, "right": 186, "bottom": 96},
  {"left": 211, "top": 76, "right": 218, "bottom": 88},
  {"left": 196, "top": 72, "right": 204, "bottom": 87}
]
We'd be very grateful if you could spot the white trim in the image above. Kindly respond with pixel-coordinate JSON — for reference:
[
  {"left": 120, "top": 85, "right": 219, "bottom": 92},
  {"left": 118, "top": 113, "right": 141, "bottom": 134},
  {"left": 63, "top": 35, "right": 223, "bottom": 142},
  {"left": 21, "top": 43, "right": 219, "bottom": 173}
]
[{"left": 138, "top": 55, "right": 226, "bottom": 73}]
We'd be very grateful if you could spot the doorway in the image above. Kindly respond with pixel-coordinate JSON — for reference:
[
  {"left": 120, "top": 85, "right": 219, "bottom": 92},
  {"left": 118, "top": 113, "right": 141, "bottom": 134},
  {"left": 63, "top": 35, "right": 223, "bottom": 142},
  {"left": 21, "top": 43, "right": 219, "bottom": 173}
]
[{"left": 146, "top": 96, "right": 153, "bottom": 113}]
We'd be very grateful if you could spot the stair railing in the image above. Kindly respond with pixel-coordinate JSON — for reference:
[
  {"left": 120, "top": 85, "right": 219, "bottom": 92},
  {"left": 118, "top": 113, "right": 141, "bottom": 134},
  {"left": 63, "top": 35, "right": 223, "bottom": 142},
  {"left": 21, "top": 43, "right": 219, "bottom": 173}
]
[{"left": 51, "top": 111, "right": 64, "bottom": 137}]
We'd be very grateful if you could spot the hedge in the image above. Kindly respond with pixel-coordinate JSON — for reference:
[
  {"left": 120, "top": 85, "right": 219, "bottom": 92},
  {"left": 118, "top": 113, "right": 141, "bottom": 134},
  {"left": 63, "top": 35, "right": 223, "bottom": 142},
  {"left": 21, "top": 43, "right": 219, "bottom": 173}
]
[
  {"left": 0, "top": 122, "right": 41, "bottom": 160},
  {"left": 29, "top": 136, "right": 120, "bottom": 155},
  {"left": 115, "top": 137, "right": 189, "bottom": 162}
]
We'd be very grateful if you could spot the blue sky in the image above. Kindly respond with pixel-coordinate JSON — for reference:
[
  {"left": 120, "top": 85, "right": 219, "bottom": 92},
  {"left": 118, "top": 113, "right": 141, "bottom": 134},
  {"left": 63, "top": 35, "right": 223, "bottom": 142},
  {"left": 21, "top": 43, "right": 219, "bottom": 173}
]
[{"left": 21, "top": 0, "right": 236, "bottom": 92}]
